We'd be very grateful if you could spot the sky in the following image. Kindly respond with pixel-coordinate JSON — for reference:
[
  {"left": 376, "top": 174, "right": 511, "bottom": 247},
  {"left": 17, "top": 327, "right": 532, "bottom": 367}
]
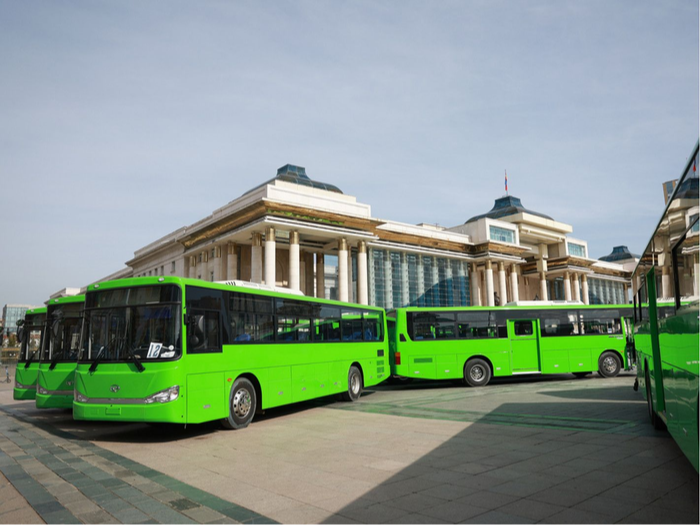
[{"left": 1, "top": 0, "right": 698, "bottom": 307}]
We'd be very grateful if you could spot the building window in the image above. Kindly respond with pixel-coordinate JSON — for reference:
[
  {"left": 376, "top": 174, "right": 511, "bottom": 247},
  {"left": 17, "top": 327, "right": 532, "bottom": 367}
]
[
  {"left": 171, "top": 261, "right": 176, "bottom": 273},
  {"left": 568, "top": 242, "right": 586, "bottom": 258},
  {"left": 489, "top": 226, "right": 515, "bottom": 244}
]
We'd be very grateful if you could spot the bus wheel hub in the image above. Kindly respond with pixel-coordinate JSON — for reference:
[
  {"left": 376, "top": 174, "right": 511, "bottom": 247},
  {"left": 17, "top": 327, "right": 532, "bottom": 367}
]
[{"left": 233, "top": 389, "right": 251, "bottom": 417}]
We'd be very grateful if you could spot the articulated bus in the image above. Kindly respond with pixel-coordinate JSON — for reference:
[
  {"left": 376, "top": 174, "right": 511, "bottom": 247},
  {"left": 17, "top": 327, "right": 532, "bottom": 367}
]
[
  {"left": 73, "top": 276, "right": 388, "bottom": 429},
  {"left": 37, "top": 294, "right": 85, "bottom": 409},
  {"left": 633, "top": 140, "right": 698, "bottom": 472},
  {"left": 388, "top": 303, "right": 631, "bottom": 387},
  {"left": 14, "top": 307, "right": 47, "bottom": 400}
]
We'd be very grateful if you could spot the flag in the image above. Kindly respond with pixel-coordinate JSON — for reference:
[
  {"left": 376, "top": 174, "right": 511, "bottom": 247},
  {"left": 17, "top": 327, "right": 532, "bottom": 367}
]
[{"left": 505, "top": 170, "right": 508, "bottom": 193}]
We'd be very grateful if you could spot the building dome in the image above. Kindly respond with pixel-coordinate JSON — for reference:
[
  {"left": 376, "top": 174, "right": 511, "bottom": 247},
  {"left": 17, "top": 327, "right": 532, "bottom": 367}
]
[
  {"left": 599, "top": 245, "right": 639, "bottom": 262},
  {"left": 243, "top": 164, "right": 343, "bottom": 197},
  {"left": 465, "top": 195, "right": 553, "bottom": 224}
]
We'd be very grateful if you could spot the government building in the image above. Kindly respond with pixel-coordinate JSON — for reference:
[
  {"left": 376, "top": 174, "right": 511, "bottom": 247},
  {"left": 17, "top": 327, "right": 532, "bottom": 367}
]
[{"left": 105, "top": 165, "right": 633, "bottom": 308}]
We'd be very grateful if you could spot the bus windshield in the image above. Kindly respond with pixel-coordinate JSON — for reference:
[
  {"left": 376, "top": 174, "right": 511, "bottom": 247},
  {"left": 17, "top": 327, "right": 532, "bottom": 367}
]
[
  {"left": 79, "top": 285, "right": 182, "bottom": 363},
  {"left": 19, "top": 314, "right": 46, "bottom": 363},
  {"left": 41, "top": 305, "right": 82, "bottom": 363}
]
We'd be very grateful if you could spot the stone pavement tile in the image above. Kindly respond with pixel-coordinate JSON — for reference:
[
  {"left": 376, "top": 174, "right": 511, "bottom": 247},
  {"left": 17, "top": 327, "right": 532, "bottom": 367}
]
[
  {"left": 624, "top": 466, "right": 694, "bottom": 492},
  {"left": 598, "top": 482, "right": 668, "bottom": 504},
  {"left": 498, "top": 497, "right": 566, "bottom": 521},
  {"left": 619, "top": 504, "right": 699, "bottom": 524},
  {"left": 0, "top": 506, "right": 46, "bottom": 524},
  {"left": 540, "top": 507, "right": 610, "bottom": 524},
  {"left": 420, "top": 500, "right": 489, "bottom": 523},
  {"left": 650, "top": 481, "right": 700, "bottom": 514},
  {"left": 384, "top": 513, "right": 449, "bottom": 524},
  {"left": 446, "top": 462, "right": 496, "bottom": 475},
  {"left": 335, "top": 501, "right": 410, "bottom": 524},
  {"left": 62, "top": 497, "right": 102, "bottom": 516},
  {"left": 454, "top": 490, "right": 520, "bottom": 511},
  {"left": 322, "top": 513, "right": 363, "bottom": 524},
  {"left": 461, "top": 509, "right": 535, "bottom": 524},
  {"left": 383, "top": 492, "right": 445, "bottom": 513},
  {"left": 40, "top": 508, "right": 81, "bottom": 524},
  {"left": 182, "top": 505, "right": 228, "bottom": 523},
  {"left": 489, "top": 472, "right": 567, "bottom": 498},
  {"left": 556, "top": 469, "right": 633, "bottom": 495},
  {"left": 415, "top": 483, "right": 480, "bottom": 502},
  {"left": 571, "top": 494, "right": 641, "bottom": 522},
  {"left": 529, "top": 485, "right": 593, "bottom": 507},
  {"left": 268, "top": 503, "right": 329, "bottom": 524}
]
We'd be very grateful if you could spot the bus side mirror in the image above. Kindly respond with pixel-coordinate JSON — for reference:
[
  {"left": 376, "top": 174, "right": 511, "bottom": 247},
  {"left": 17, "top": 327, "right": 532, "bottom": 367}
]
[{"left": 17, "top": 326, "right": 25, "bottom": 344}]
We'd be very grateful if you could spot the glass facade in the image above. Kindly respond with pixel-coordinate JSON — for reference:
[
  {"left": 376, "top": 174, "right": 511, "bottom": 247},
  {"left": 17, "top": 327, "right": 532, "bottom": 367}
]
[
  {"left": 588, "top": 278, "right": 626, "bottom": 305},
  {"left": 568, "top": 242, "right": 586, "bottom": 258},
  {"left": 489, "top": 226, "right": 515, "bottom": 244},
  {"left": 368, "top": 248, "right": 470, "bottom": 309},
  {"left": 2, "top": 305, "right": 30, "bottom": 336}
]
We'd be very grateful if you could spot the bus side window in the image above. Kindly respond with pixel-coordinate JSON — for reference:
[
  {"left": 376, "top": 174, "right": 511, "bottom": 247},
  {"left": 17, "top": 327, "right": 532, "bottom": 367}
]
[{"left": 188, "top": 310, "right": 221, "bottom": 353}]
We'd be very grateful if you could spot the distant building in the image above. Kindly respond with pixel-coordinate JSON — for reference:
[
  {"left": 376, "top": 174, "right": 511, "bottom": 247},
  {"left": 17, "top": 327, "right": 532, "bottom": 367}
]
[
  {"left": 663, "top": 180, "right": 678, "bottom": 205},
  {"left": 103, "top": 164, "right": 633, "bottom": 308},
  {"left": 2, "top": 304, "right": 34, "bottom": 337}
]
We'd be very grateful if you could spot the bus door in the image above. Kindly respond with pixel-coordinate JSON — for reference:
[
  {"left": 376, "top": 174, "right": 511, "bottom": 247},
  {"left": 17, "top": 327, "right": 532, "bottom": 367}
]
[{"left": 508, "top": 319, "right": 541, "bottom": 373}]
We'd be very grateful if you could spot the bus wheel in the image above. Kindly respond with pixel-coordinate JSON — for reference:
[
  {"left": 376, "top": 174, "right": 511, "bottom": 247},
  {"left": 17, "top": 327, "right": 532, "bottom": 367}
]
[
  {"left": 222, "top": 377, "right": 256, "bottom": 430},
  {"left": 573, "top": 372, "right": 589, "bottom": 379},
  {"left": 645, "top": 368, "right": 665, "bottom": 430},
  {"left": 464, "top": 359, "right": 491, "bottom": 387},
  {"left": 597, "top": 352, "right": 621, "bottom": 378},
  {"left": 341, "top": 366, "right": 363, "bottom": 402}
]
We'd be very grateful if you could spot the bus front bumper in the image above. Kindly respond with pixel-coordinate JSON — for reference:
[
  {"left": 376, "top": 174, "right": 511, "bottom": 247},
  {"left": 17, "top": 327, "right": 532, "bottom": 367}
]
[{"left": 73, "top": 399, "right": 185, "bottom": 423}]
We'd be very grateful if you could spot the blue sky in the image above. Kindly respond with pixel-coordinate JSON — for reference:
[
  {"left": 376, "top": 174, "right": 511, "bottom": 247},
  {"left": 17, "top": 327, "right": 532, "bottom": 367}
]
[{"left": 1, "top": 0, "right": 698, "bottom": 306}]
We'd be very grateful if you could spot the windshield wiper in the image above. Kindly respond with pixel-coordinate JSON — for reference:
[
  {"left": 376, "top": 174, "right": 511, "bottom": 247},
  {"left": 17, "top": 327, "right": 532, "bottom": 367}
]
[
  {"left": 126, "top": 347, "right": 145, "bottom": 373},
  {"left": 88, "top": 346, "right": 105, "bottom": 373},
  {"left": 24, "top": 350, "right": 38, "bottom": 369}
]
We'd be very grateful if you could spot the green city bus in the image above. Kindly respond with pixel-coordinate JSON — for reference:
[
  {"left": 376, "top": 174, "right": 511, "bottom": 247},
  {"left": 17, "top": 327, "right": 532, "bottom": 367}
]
[
  {"left": 632, "top": 140, "right": 698, "bottom": 472},
  {"left": 73, "top": 276, "right": 388, "bottom": 428},
  {"left": 388, "top": 303, "right": 630, "bottom": 386},
  {"left": 14, "top": 307, "right": 47, "bottom": 400},
  {"left": 36, "top": 294, "right": 85, "bottom": 409}
]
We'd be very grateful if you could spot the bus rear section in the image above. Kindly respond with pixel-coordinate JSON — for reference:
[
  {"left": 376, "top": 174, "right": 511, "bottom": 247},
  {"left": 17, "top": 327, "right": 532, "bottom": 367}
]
[
  {"left": 36, "top": 295, "right": 84, "bottom": 409},
  {"left": 74, "top": 277, "right": 388, "bottom": 429},
  {"left": 14, "top": 307, "right": 46, "bottom": 400},
  {"left": 390, "top": 305, "right": 628, "bottom": 386}
]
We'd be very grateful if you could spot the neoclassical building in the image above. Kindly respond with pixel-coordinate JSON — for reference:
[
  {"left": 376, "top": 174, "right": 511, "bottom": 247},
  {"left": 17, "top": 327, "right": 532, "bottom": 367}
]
[{"left": 107, "top": 164, "right": 633, "bottom": 308}]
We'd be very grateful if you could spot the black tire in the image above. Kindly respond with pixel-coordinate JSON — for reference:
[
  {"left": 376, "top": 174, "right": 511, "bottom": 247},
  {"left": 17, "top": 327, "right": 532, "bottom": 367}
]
[
  {"left": 464, "top": 358, "right": 491, "bottom": 387},
  {"left": 341, "top": 365, "right": 363, "bottom": 402},
  {"left": 598, "top": 351, "right": 621, "bottom": 378},
  {"left": 222, "top": 377, "right": 256, "bottom": 430},
  {"left": 573, "top": 372, "right": 589, "bottom": 379},
  {"left": 646, "top": 367, "right": 665, "bottom": 430}
]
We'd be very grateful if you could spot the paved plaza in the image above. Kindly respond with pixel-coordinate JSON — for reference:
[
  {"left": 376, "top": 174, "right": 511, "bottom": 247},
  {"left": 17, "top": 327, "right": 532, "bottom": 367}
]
[{"left": 0, "top": 369, "right": 697, "bottom": 524}]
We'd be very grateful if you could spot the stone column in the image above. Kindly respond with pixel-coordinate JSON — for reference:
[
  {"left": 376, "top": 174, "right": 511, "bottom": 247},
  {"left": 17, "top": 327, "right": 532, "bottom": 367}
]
[
  {"left": 485, "top": 261, "right": 495, "bottom": 307},
  {"left": 564, "top": 271, "right": 572, "bottom": 301},
  {"left": 432, "top": 257, "right": 440, "bottom": 305},
  {"left": 187, "top": 255, "right": 195, "bottom": 279},
  {"left": 498, "top": 262, "right": 507, "bottom": 306},
  {"left": 661, "top": 264, "right": 671, "bottom": 299},
  {"left": 289, "top": 231, "right": 300, "bottom": 291},
  {"left": 573, "top": 273, "right": 581, "bottom": 302},
  {"left": 539, "top": 272, "right": 548, "bottom": 301},
  {"left": 417, "top": 256, "right": 425, "bottom": 305},
  {"left": 383, "top": 250, "right": 392, "bottom": 308},
  {"left": 227, "top": 243, "right": 238, "bottom": 281},
  {"left": 201, "top": 251, "right": 209, "bottom": 281},
  {"left": 338, "top": 239, "right": 349, "bottom": 302},
  {"left": 251, "top": 232, "right": 263, "bottom": 284},
  {"left": 264, "top": 227, "right": 276, "bottom": 286},
  {"left": 317, "top": 253, "right": 326, "bottom": 299},
  {"left": 357, "top": 241, "right": 368, "bottom": 305},
  {"left": 347, "top": 248, "right": 354, "bottom": 303},
  {"left": 582, "top": 274, "right": 590, "bottom": 304},
  {"left": 470, "top": 264, "right": 481, "bottom": 306},
  {"left": 510, "top": 264, "right": 520, "bottom": 302},
  {"left": 694, "top": 253, "right": 699, "bottom": 297}
]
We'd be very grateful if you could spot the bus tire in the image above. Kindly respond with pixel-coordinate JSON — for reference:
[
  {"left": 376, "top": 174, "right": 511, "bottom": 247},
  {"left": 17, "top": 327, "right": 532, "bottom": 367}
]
[
  {"left": 222, "top": 377, "right": 256, "bottom": 430},
  {"left": 341, "top": 365, "right": 363, "bottom": 402},
  {"left": 464, "top": 358, "right": 491, "bottom": 387},
  {"left": 646, "top": 368, "right": 665, "bottom": 430},
  {"left": 573, "top": 372, "right": 589, "bottom": 379},
  {"left": 598, "top": 352, "right": 621, "bottom": 378}
]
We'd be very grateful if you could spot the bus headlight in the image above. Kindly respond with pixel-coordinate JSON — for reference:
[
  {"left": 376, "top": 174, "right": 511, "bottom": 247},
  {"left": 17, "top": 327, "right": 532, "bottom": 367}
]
[
  {"left": 15, "top": 382, "right": 33, "bottom": 390},
  {"left": 75, "top": 391, "right": 88, "bottom": 403},
  {"left": 38, "top": 386, "right": 49, "bottom": 395},
  {"left": 144, "top": 385, "right": 179, "bottom": 404}
]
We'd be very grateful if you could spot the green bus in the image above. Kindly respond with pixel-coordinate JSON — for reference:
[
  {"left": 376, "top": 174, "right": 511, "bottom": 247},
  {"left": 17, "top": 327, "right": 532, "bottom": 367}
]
[
  {"left": 73, "top": 276, "right": 387, "bottom": 428},
  {"left": 14, "top": 307, "right": 47, "bottom": 400},
  {"left": 36, "top": 294, "right": 85, "bottom": 409},
  {"left": 632, "top": 140, "right": 698, "bottom": 472},
  {"left": 388, "top": 303, "right": 630, "bottom": 386}
]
